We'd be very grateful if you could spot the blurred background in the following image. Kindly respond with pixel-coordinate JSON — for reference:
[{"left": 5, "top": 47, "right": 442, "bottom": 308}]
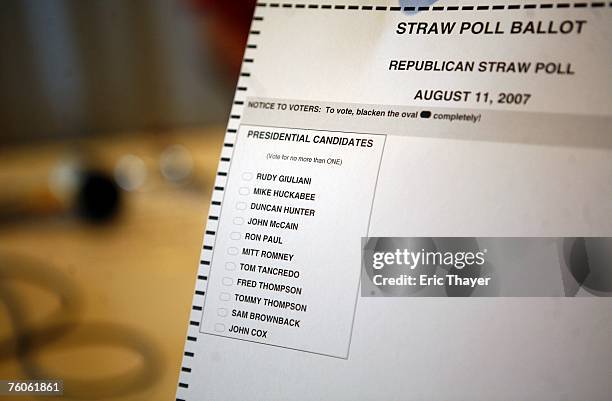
[{"left": 0, "top": 0, "right": 255, "bottom": 399}]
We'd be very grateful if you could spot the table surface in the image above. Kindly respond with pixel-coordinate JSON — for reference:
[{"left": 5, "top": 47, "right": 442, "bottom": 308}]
[{"left": 0, "top": 128, "right": 225, "bottom": 400}]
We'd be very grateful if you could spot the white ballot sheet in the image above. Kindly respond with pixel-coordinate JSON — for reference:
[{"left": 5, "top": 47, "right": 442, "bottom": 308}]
[{"left": 177, "top": 2, "right": 612, "bottom": 400}]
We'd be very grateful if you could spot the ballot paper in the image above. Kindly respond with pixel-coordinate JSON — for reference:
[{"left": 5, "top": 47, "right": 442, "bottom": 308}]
[{"left": 176, "top": 1, "right": 611, "bottom": 400}]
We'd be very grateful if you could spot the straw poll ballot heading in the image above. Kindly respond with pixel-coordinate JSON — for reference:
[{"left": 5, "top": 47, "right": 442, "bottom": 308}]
[{"left": 396, "top": 20, "right": 587, "bottom": 35}]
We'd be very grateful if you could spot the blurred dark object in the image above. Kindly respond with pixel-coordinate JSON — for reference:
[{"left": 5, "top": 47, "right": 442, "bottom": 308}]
[
  {"left": 190, "top": 0, "right": 257, "bottom": 80},
  {"left": 76, "top": 170, "right": 121, "bottom": 222}
]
